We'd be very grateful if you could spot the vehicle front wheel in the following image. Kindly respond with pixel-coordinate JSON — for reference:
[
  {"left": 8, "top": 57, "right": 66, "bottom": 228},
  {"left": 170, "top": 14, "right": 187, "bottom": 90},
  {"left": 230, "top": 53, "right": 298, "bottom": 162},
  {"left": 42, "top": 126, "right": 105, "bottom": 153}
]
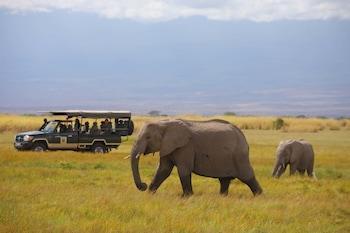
[
  {"left": 32, "top": 142, "right": 47, "bottom": 152},
  {"left": 91, "top": 143, "right": 107, "bottom": 153}
]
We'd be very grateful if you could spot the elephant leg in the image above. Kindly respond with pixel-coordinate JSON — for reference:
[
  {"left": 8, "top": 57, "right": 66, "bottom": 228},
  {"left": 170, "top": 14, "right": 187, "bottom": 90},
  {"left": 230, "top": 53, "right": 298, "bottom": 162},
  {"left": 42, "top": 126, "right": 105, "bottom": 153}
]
[
  {"left": 298, "top": 169, "right": 306, "bottom": 176},
  {"left": 289, "top": 163, "right": 298, "bottom": 175},
  {"left": 239, "top": 176, "right": 263, "bottom": 196},
  {"left": 149, "top": 157, "right": 174, "bottom": 193},
  {"left": 179, "top": 174, "right": 193, "bottom": 197},
  {"left": 307, "top": 159, "right": 314, "bottom": 178},
  {"left": 307, "top": 166, "right": 314, "bottom": 177},
  {"left": 177, "top": 167, "right": 193, "bottom": 197},
  {"left": 170, "top": 144, "right": 195, "bottom": 197},
  {"left": 219, "top": 177, "right": 232, "bottom": 196}
]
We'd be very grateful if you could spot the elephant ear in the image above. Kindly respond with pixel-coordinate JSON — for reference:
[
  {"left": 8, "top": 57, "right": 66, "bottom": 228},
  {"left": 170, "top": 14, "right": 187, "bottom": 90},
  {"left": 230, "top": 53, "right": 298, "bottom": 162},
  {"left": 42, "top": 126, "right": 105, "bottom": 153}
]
[
  {"left": 289, "top": 141, "right": 302, "bottom": 163},
  {"left": 281, "top": 140, "right": 293, "bottom": 163},
  {"left": 160, "top": 120, "right": 191, "bottom": 157}
]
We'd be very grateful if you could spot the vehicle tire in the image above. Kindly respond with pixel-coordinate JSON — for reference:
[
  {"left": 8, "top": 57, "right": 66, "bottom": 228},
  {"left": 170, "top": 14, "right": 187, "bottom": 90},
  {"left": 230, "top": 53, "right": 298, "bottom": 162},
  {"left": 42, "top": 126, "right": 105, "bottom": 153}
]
[
  {"left": 32, "top": 142, "right": 47, "bottom": 152},
  {"left": 128, "top": 120, "right": 134, "bottom": 135},
  {"left": 91, "top": 143, "right": 107, "bottom": 153}
]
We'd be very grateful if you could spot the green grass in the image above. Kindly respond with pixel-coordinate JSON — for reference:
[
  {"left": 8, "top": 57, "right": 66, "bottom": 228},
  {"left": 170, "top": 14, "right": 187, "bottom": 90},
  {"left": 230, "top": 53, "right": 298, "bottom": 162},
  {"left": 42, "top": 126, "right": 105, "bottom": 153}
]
[{"left": 0, "top": 130, "right": 349, "bottom": 233}]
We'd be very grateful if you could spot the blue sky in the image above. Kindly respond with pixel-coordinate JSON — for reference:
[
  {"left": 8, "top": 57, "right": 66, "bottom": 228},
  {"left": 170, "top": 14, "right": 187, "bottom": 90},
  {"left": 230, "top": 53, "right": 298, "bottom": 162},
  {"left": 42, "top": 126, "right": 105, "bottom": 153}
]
[{"left": 0, "top": 1, "right": 350, "bottom": 116}]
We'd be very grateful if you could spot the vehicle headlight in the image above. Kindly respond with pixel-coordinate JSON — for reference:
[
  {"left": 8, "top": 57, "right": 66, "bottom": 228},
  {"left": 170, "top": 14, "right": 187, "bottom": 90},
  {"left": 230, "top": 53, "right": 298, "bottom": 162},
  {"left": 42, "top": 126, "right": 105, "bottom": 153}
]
[{"left": 23, "top": 135, "right": 34, "bottom": 142}]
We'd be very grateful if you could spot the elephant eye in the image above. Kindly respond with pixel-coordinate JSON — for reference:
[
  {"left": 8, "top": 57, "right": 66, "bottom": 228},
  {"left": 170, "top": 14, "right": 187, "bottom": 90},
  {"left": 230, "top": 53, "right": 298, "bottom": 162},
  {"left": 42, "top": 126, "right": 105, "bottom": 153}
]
[{"left": 146, "top": 135, "right": 151, "bottom": 139}]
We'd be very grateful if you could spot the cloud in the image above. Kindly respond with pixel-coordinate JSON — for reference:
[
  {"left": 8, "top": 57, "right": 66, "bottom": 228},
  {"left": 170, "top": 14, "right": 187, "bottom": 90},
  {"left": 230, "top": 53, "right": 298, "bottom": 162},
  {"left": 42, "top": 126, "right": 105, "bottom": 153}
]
[{"left": 0, "top": 0, "right": 349, "bottom": 22}]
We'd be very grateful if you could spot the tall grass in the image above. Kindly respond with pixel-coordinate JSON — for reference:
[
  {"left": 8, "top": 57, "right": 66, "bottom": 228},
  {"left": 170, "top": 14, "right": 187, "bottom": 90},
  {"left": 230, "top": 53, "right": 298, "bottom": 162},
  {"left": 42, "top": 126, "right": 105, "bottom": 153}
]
[{"left": 0, "top": 114, "right": 349, "bottom": 133}]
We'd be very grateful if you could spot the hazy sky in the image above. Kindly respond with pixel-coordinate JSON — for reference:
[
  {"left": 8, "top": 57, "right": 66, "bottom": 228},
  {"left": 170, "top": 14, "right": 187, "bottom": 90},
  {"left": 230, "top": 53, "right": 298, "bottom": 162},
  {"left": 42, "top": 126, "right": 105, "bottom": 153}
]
[{"left": 0, "top": 1, "right": 349, "bottom": 116}]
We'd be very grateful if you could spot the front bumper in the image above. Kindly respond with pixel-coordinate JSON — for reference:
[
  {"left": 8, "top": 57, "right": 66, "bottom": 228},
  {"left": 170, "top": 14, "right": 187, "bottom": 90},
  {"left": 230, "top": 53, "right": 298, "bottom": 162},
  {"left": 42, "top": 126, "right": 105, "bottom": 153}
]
[{"left": 14, "top": 141, "right": 33, "bottom": 150}]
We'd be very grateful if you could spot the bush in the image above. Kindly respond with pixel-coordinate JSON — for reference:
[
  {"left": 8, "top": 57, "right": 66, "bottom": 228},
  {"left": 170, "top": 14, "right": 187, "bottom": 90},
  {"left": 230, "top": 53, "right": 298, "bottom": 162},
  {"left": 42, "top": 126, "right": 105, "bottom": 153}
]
[
  {"left": 148, "top": 110, "right": 161, "bottom": 116},
  {"left": 224, "top": 111, "right": 236, "bottom": 116},
  {"left": 296, "top": 115, "right": 307, "bottom": 118},
  {"left": 340, "top": 120, "right": 347, "bottom": 127},
  {"left": 273, "top": 118, "right": 285, "bottom": 130}
]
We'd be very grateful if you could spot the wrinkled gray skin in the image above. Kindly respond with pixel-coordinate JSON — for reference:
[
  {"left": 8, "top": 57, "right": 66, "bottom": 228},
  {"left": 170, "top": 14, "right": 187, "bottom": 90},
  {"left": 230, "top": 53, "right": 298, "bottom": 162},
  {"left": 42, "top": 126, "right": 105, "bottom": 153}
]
[
  {"left": 131, "top": 119, "right": 262, "bottom": 197},
  {"left": 272, "top": 139, "right": 315, "bottom": 178}
]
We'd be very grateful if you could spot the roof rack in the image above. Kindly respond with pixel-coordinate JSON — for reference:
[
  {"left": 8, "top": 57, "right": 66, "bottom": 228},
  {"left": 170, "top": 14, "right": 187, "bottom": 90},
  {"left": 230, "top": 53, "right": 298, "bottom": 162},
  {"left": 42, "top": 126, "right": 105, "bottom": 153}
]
[{"left": 47, "top": 110, "right": 131, "bottom": 119}]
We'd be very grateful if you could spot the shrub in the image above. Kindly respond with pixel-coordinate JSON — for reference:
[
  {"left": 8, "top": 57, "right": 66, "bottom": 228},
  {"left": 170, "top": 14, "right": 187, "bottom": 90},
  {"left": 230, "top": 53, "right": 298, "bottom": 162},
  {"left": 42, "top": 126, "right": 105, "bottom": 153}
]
[
  {"left": 296, "top": 115, "right": 307, "bottom": 118},
  {"left": 94, "top": 163, "right": 106, "bottom": 170},
  {"left": 340, "top": 120, "right": 347, "bottom": 127},
  {"left": 273, "top": 118, "right": 285, "bottom": 130},
  {"left": 223, "top": 111, "right": 236, "bottom": 116},
  {"left": 148, "top": 110, "right": 161, "bottom": 116}
]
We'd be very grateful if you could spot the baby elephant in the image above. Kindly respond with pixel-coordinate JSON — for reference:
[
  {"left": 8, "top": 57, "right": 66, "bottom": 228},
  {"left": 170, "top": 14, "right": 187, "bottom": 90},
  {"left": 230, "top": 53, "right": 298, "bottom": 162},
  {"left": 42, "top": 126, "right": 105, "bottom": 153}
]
[{"left": 272, "top": 139, "right": 315, "bottom": 178}]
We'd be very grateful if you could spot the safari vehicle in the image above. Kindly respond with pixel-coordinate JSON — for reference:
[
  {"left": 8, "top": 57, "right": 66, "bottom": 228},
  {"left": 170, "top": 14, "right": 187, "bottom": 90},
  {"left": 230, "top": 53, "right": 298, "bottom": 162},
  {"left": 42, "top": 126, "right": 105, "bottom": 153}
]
[{"left": 14, "top": 110, "right": 134, "bottom": 153}]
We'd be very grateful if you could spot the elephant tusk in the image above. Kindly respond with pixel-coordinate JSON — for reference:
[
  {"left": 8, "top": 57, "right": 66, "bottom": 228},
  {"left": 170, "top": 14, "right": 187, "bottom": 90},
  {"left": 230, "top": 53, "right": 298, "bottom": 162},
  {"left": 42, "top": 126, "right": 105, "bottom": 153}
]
[
  {"left": 136, "top": 153, "right": 141, "bottom": 159},
  {"left": 123, "top": 155, "right": 131, "bottom": 160}
]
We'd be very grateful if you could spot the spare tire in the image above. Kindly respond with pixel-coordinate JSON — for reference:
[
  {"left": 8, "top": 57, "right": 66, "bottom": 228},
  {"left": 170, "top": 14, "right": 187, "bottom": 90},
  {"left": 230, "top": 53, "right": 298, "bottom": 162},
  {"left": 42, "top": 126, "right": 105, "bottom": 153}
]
[{"left": 128, "top": 120, "right": 134, "bottom": 135}]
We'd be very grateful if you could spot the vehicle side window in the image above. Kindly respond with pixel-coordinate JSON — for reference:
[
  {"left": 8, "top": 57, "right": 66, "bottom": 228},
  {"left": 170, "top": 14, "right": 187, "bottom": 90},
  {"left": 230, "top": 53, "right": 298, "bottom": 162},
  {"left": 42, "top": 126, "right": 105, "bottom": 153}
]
[{"left": 116, "top": 118, "right": 129, "bottom": 129}]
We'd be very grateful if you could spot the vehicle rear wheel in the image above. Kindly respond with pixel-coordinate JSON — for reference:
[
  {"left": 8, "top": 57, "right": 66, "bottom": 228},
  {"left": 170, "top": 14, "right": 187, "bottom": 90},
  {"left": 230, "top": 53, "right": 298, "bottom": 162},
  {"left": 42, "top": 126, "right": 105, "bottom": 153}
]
[
  {"left": 32, "top": 142, "right": 47, "bottom": 152},
  {"left": 91, "top": 143, "right": 107, "bottom": 153}
]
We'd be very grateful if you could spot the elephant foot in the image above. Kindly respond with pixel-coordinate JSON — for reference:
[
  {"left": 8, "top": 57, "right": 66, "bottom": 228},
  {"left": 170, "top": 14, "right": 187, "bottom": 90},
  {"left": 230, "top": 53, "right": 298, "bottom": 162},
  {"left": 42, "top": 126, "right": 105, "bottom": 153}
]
[
  {"left": 220, "top": 191, "right": 228, "bottom": 196},
  {"left": 181, "top": 191, "right": 193, "bottom": 198},
  {"left": 148, "top": 188, "right": 157, "bottom": 194},
  {"left": 136, "top": 182, "right": 148, "bottom": 191},
  {"left": 148, "top": 182, "right": 162, "bottom": 194}
]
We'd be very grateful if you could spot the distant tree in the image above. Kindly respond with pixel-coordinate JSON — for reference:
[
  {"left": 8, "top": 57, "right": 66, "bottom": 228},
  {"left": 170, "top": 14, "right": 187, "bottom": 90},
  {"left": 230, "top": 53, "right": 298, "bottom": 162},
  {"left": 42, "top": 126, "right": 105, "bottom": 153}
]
[
  {"left": 296, "top": 115, "right": 307, "bottom": 118},
  {"left": 316, "top": 116, "right": 328, "bottom": 119},
  {"left": 273, "top": 118, "right": 285, "bottom": 130},
  {"left": 148, "top": 110, "right": 161, "bottom": 116},
  {"left": 224, "top": 111, "right": 236, "bottom": 116},
  {"left": 336, "top": 116, "right": 350, "bottom": 120}
]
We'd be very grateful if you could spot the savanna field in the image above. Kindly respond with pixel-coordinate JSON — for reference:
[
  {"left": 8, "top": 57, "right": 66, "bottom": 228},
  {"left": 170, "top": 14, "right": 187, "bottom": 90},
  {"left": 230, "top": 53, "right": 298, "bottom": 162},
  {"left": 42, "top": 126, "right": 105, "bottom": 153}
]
[{"left": 0, "top": 114, "right": 349, "bottom": 233}]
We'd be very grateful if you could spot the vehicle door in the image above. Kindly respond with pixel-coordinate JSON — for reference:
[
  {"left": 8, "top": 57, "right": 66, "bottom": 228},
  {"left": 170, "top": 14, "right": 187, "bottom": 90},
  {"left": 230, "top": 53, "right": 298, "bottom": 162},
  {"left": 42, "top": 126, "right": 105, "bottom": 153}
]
[{"left": 48, "top": 125, "right": 79, "bottom": 150}]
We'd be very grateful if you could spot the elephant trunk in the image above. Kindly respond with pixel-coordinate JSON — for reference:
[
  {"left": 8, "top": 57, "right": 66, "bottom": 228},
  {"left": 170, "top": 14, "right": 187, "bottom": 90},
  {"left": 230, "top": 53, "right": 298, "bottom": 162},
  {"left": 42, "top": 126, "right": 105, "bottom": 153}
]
[
  {"left": 272, "top": 163, "right": 281, "bottom": 178},
  {"left": 131, "top": 141, "right": 147, "bottom": 191},
  {"left": 272, "top": 158, "right": 285, "bottom": 178}
]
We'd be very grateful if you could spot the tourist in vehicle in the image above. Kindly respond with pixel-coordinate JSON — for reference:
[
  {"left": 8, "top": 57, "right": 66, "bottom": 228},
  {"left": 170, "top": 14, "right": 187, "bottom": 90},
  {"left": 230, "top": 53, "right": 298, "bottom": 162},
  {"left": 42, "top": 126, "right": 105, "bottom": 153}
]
[
  {"left": 59, "top": 123, "right": 67, "bottom": 133},
  {"left": 67, "top": 124, "right": 73, "bottom": 132},
  {"left": 84, "top": 121, "right": 90, "bottom": 133},
  {"left": 100, "top": 120, "right": 105, "bottom": 131},
  {"left": 74, "top": 119, "right": 81, "bottom": 131},
  {"left": 39, "top": 118, "right": 48, "bottom": 131},
  {"left": 104, "top": 119, "right": 112, "bottom": 133},
  {"left": 90, "top": 122, "right": 99, "bottom": 134},
  {"left": 107, "top": 120, "right": 112, "bottom": 131}
]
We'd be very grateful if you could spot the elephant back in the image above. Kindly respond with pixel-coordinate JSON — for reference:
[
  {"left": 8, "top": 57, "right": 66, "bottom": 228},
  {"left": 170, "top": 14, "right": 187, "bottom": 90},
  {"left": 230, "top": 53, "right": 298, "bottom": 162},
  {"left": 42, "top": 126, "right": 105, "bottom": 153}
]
[{"left": 187, "top": 120, "right": 251, "bottom": 178}]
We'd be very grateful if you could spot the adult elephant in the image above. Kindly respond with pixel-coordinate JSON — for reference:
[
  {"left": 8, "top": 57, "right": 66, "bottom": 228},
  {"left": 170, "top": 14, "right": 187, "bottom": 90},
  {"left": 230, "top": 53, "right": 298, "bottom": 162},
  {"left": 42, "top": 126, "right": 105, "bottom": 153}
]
[
  {"left": 272, "top": 139, "right": 315, "bottom": 178},
  {"left": 131, "top": 119, "right": 262, "bottom": 196}
]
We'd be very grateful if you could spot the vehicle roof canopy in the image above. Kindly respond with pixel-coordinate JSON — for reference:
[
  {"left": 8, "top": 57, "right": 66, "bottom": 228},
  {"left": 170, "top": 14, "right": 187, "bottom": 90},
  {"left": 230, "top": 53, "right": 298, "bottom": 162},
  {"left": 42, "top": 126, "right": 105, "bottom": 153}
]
[{"left": 48, "top": 110, "right": 131, "bottom": 119}]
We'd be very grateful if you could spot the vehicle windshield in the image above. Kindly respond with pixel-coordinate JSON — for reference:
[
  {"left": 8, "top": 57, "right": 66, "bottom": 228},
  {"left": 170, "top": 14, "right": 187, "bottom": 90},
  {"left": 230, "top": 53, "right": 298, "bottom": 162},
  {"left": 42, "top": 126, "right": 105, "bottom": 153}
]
[{"left": 42, "top": 121, "right": 59, "bottom": 133}]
